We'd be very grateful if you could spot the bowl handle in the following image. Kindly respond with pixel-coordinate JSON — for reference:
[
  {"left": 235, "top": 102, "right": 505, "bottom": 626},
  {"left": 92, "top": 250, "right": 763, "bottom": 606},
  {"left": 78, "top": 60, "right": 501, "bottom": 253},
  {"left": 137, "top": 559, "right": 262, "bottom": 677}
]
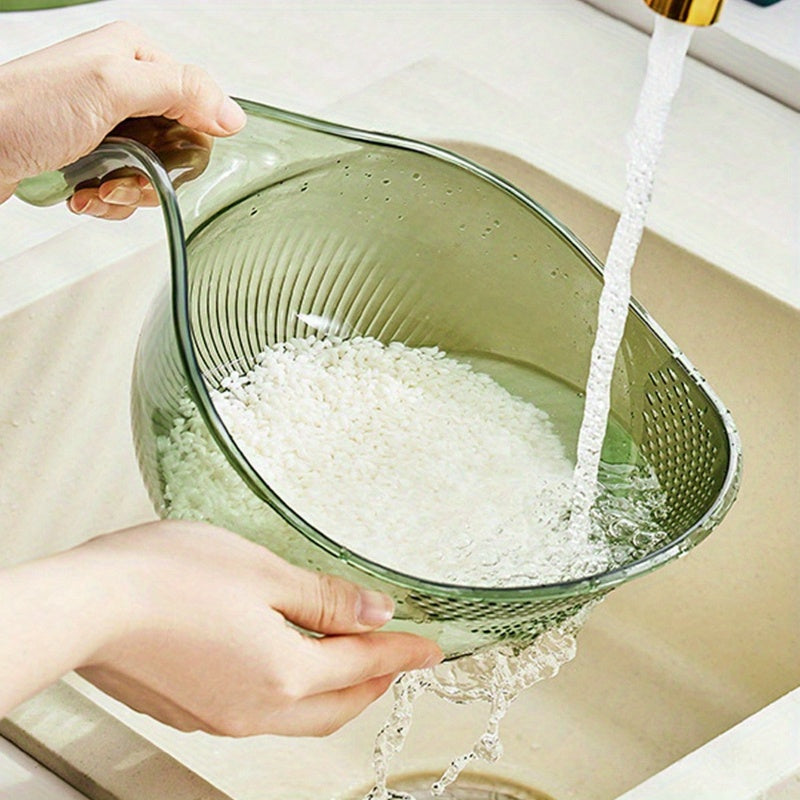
[
  {"left": 15, "top": 116, "right": 212, "bottom": 208},
  {"left": 16, "top": 136, "right": 198, "bottom": 417},
  {"left": 21, "top": 139, "right": 178, "bottom": 211}
]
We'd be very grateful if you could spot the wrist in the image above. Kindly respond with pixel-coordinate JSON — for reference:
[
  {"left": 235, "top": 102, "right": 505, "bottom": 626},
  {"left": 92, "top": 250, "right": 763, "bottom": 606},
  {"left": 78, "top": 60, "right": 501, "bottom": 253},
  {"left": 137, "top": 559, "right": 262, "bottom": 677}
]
[
  {"left": 58, "top": 537, "right": 147, "bottom": 669},
  {"left": 0, "top": 545, "right": 129, "bottom": 715}
]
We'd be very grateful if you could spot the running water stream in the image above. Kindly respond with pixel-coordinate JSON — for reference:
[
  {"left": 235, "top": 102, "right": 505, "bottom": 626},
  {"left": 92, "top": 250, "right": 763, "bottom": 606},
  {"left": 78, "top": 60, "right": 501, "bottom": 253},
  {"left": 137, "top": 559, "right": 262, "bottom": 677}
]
[
  {"left": 363, "top": 16, "right": 694, "bottom": 799},
  {"left": 570, "top": 16, "right": 693, "bottom": 535}
]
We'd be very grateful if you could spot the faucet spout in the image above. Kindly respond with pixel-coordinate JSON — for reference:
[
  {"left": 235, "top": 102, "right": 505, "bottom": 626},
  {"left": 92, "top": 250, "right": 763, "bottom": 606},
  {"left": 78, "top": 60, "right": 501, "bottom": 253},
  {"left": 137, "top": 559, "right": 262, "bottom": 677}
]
[{"left": 642, "top": 0, "right": 725, "bottom": 25}]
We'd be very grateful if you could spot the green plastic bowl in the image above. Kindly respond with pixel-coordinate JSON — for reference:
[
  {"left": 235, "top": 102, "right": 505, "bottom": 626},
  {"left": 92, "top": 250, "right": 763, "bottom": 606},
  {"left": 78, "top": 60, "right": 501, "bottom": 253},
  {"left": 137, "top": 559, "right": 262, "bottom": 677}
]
[{"left": 17, "top": 100, "right": 741, "bottom": 657}]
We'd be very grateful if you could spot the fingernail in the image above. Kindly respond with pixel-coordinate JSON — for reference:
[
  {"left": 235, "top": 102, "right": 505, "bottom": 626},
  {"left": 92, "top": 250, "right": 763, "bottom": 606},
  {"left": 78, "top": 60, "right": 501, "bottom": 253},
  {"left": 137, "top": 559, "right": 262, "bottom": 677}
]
[
  {"left": 218, "top": 97, "right": 246, "bottom": 134},
  {"left": 77, "top": 197, "right": 105, "bottom": 217},
  {"left": 102, "top": 184, "right": 141, "bottom": 205},
  {"left": 357, "top": 590, "right": 394, "bottom": 627},
  {"left": 70, "top": 195, "right": 90, "bottom": 213}
]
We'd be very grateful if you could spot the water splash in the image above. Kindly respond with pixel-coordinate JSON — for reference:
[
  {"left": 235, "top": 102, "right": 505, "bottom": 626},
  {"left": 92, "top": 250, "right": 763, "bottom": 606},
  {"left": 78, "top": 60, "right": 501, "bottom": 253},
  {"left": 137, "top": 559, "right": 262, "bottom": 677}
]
[
  {"left": 571, "top": 16, "right": 693, "bottom": 536},
  {"left": 363, "top": 613, "right": 588, "bottom": 800}
]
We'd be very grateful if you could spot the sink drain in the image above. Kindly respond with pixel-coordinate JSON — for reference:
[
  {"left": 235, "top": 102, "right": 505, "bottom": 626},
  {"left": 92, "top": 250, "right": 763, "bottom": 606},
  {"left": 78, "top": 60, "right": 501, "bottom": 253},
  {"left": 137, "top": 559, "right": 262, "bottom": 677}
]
[{"left": 364, "top": 771, "right": 554, "bottom": 800}]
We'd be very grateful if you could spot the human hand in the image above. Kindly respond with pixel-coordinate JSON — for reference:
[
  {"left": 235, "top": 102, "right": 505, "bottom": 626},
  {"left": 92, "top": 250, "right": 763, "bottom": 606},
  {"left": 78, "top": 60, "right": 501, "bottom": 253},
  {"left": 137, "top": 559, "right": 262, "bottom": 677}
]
[
  {"left": 62, "top": 521, "right": 441, "bottom": 737},
  {"left": 0, "top": 21, "right": 245, "bottom": 218}
]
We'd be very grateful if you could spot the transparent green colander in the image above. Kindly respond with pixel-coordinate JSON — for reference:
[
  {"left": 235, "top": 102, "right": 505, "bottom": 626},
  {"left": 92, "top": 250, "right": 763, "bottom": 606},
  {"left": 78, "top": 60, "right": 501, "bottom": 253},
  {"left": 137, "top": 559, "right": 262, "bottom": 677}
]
[{"left": 18, "top": 99, "right": 741, "bottom": 657}]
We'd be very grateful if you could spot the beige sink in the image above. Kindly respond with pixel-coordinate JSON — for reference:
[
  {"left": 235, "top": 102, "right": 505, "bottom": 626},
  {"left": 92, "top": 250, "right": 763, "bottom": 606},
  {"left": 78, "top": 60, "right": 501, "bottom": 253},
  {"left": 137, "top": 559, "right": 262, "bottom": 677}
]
[{"left": 1, "top": 142, "right": 797, "bottom": 800}]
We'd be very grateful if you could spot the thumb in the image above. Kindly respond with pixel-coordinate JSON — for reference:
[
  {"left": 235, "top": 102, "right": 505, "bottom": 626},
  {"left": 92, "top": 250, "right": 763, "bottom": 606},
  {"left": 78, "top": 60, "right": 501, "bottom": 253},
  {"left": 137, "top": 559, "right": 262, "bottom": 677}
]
[
  {"left": 115, "top": 59, "right": 246, "bottom": 137},
  {"left": 271, "top": 566, "right": 396, "bottom": 635}
]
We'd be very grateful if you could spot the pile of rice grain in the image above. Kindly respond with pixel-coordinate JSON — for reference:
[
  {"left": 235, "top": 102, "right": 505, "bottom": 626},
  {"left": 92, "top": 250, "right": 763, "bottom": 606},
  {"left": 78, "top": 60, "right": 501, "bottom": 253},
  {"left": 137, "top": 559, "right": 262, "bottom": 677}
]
[{"left": 161, "top": 336, "right": 612, "bottom": 586}]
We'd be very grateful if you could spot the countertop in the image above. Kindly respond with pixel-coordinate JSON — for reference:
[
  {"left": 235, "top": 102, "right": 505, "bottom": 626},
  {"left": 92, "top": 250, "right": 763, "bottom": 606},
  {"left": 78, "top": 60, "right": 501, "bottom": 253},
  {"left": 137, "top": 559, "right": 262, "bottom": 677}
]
[{"left": 0, "top": 737, "right": 85, "bottom": 800}]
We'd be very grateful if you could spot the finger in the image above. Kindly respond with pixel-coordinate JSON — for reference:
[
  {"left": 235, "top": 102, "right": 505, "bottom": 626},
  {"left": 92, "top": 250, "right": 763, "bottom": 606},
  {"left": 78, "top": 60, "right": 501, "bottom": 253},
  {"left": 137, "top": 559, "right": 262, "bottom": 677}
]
[
  {"left": 138, "top": 182, "right": 160, "bottom": 207},
  {"left": 96, "top": 175, "right": 160, "bottom": 208},
  {"left": 97, "top": 176, "right": 143, "bottom": 206},
  {"left": 291, "top": 630, "right": 442, "bottom": 696},
  {"left": 69, "top": 191, "right": 136, "bottom": 220},
  {"left": 78, "top": 23, "right": 244, "bottom": 135},
  {"left": 69, "top": 188, "right": 98, "bottom": 214},
  {"left": 255, "top": 673, "right": 397, "bottom": 737},
  {"left": 106, "top": 58, "right": 246, "bottom": 137},
  {"left": 271, "top": 566, "right": 395, "bottom": 634}
]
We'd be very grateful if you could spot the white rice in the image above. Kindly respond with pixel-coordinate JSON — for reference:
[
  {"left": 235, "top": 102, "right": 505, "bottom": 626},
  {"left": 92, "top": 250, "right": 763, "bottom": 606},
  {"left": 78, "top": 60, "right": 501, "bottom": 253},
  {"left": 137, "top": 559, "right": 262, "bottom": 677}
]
[{"left": 162, "top": 336, "right": 611, "bottom": 586}]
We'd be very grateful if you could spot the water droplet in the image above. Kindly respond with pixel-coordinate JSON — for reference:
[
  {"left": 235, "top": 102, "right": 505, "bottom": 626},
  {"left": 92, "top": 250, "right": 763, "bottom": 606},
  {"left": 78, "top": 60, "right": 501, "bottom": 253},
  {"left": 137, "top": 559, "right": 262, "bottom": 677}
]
[
  {"left": 458, "top": 223, "right": 466, "bottom": 232},
  {"left": 412, "top": 172, "right": 421, "bottom": 180},
  {"left": 382, "top": 178, "right": 391, "bottom": 185}
]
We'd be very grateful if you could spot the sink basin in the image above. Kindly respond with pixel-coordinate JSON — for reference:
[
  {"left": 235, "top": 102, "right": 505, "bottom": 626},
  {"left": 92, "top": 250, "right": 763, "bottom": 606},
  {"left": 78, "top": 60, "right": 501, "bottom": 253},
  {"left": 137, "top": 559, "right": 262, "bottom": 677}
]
[{"left": 0, "top": 142, "right": 797, "bottom": 800}]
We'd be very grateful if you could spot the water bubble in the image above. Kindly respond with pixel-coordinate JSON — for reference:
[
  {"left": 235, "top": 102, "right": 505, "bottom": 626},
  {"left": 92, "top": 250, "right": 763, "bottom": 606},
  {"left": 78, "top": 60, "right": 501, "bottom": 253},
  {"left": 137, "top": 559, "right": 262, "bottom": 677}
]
[{"left": 382, "top": 178, "right": 391, "bottom": 185}]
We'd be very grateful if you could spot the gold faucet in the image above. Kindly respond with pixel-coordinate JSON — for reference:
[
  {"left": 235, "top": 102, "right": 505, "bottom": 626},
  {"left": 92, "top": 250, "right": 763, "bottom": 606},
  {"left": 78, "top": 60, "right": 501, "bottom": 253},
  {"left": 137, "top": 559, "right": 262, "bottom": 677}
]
[{"left": 642, "top": 0, "right": 725, "bottom": 25}]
